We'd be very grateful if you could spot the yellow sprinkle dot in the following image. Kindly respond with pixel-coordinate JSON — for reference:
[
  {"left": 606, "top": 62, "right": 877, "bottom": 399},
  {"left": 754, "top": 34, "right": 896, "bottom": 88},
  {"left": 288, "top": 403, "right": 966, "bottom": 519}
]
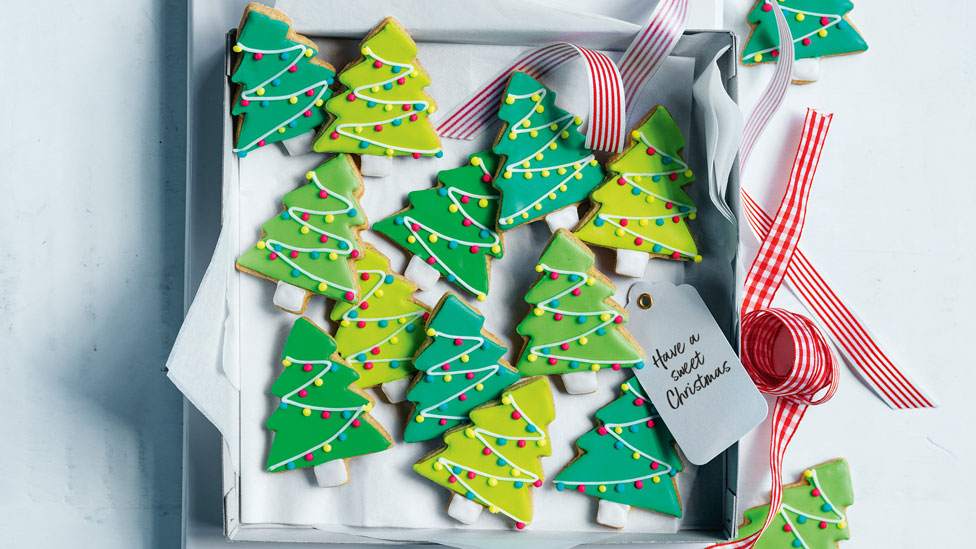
[
  {"left": 652, "top": 476, "right": 661, "bottom": 484},
  {"left": 521, "top": 161, "right": 531, "bottom": 169},
  {"left": 318, "top": 282, "right": 328, "bottom": 292},
  {"left": 416, "top": 415, "right": 425, "bottom": 423},
  {"left": 384, "top": 104, "right": 393, "bottom": 112},
  {"left": 535, "top": 265, "right": 544, "bottom": 273},
  {"left": 534, "top": 308, "right": 544, "bottom": 316},
  {"left": 591, "top": 364, "right": 601, "bottom": 372},
  {"left": 579, "top": 337, "right": 588, "bottom": 345},
  {"left": 433, "top": 461, "right": 443, "bottom": 470},
  {"left": 536, "top": 438, "right": 547, "bottom": 447},
  {"left": 589, "top": 160, "right": 598, "bottom": 167},
  {"left": 549, "top": 143, "right": 557, "bottom": 151},
  {"left": 300, "top": 226, "right": 310, "bottom": 235},
  {"left": 559, "top": 184, "right": 567, "bottom": 192},
  {"left": 639, "top": 219, "right": 649, "bottom": 227},
  {"left": 502, "top": 395, "right": 512, "bottom": 404},
  {"left": 645, "top": 194, "right": 655, "bottom": 204},
  {"left": 804, "top": 470, "right": 813, "bottom": 478},
  {"left": 632, "top": 452, "right": 640, "bottom": 460},
  {"left": 305, "top": 171, "right": 314, "bottom": 180},
  {"left": 689, "top": 212, "right": 697, "bottom": 220},
  {"left": 315, "top": 99, "right": 324, "bottom": 107},
  {"left": 371, "top": 86, "right": 380, "bottom": 93},
  {"left": 354, "top": 126, "right": 363, "bottom": 134},
  {"left": 549, "top": 123, "right": 559, "bottom": 131},
  {"left": 398, "top": 317, "right": 407, "bottom": 324},
  {"left": 477, "top": 294, "right": 486, "bottom": 302},
  {"left": 503, "top": 171, "right": 513, "bottom": 179},
  {"left": 621, "top": 383, "right": 630, "bottom": 391},
  {"left": 491, "top": 245, "right": 501, "bottom": 254},
  {"left": 527, "top": 353, "right": 538, "bottom": 362},
  {"left": 684, "top": 170, "right": 693, "bottom": 177},
  {"left": 614, "top": 427, "right": 623, "bottom": 434},
  {"left": 465, "top": 428, "right": 476, "bottom": 438},
  {"left": 304, "top": 49, "right": 314, "bottom": 57},
  {"left": 444, "top": 374, "right": 452, "bottom": 382},
  {"left": 531, "top": 94, "right": 541, "bottom": 102},
  {"left": 427, "top": 328, "right": 436, "bottom": 336},
  {"left": 548, "top": 193, "right": 557, "bottom": 200},
  {"left": 470, "top": 157, "right": 482, "bottom": 167},
  {"left": 600, "top": 313, "right": 611, "bottom": 322},
  {"left": 530, "top": 130, "right": 539, "bottom": 138},
  {"left": 282, "top": 359, "right": 292, "bottom": 367},
  {"left": 488, "top": 479, "right": 498, "bottom": 487},
  {"left": 475, "top": 383, "right": 484, "bottom": 391},
  {"left": 795, "top": 12, "right": 805, "bottom": 21},
  {"left": 365, "top": 403, "right": 374, "bottom": 413},
  {"left": 838, "top": 522, "right": 847, "bottom": 530},
  {"left": 277, "top": 127, "right": 286, "bottom": 134},
  {"left": 631, "top": 131, "right": 641, "bottom": 140},
  {"left": 521, "top": 213, "right": 529, "bottom": 219},
  {"left": 460, "top": 354, "right": 470, "bottom": 363},
  {"left": 535, "top": 105, "right": 544, "bottom": 113},
  {"left": 288, "top": 97, "right": 298, "bottom": 105},
  {"left": 390, "top": 336, "right": 398, "bottom": 344},
  {"left": 511, "top": 468, "right": 521, "bottom": 477},
  {"left": 256, "top": 240, "right": 266, "bottom": 250},
  {"left": 428, "top": 106, "right": 436, "bottom": 114},
  {"left": 473, "top": 198, "right": 485, "bottom": 208},
  {"left": 560, "top": 131, "right": 569, "bottom": 139},
  {"left": 340, "top": 320, "right": 350, "bottom": 327},
  {"left": 557, "top": 167, "right": 567, "bottom": 175},
  {"left": 531, "top": 203, "right": 541, "bottom": 211},
  {"left": 535, "top": 153, "right": 544, "bottom": 161},
  {"left": 314, "top": 378, "right": 323, "bottom": 387},
  {"left": 448, "top": 204, "right": 458, "bottom": 213},
  {"left": 573, "top": 173, "right": 583, "bottom": 180},
  {"left": 572, "top": 116, "right": 581, "bottom": 125},
  {"left": 508, "top": 132, "right": 517, "bottom": 140},
  {"left": 488, "top": 505, "right": 499, "bottom": 513},
  {"left": 325, "top": 214, "right": 335, "bottom": 223},
  {"left": 303, "top": 408, "right": 311, "bottom": 417},
  {"left": 586, "top": 277, "right": 595, "bottom": 286},
  {"left": 524, "top": 172, "right": 533, "bottom": 180},
  {"left": 818, "top": 29, "right": 827, "bottom": 37},
  {"left": 521, "top": 120, "right": 531, "bottom": 128},
  {"left": 328, "top": 252, "right": 338, "bottom": 261},
  {"left": 633, "top": 175, "right": 643, "bottom": 183},
  {"left": 599, "top": 485, "right": 607, "bottom": 493},
  {"left": 505, "top": 96, "right": 515, "bottom": 105},
  {"left": 232, "top": 45, "right": 243, "bottom": 53},
  {"left": 256, "top": 88, "right": 265, "bottom": 96},
  {"left": 615, "top": 228, "right": 625, "bottom": 237},
  {"left": 375, "top": 290, "right": 384, "bottom": 298},
  {"left": 694, "top": 255, "right": 703, "bottom": 263},
  {"left": 406, "top": 235, "right": 416, "bottom": 244}
]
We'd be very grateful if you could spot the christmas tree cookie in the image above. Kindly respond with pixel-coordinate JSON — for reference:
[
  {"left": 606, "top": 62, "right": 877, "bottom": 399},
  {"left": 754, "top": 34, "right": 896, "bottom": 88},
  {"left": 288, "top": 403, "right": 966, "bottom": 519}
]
[
  {"left": 575, "top": 106, "right": 701, "bottom": 278},
  {"left": 492, "top": 72, "right": 605, "bottom": 232},
  {"left": 414, "top": 377, "right": 555, "bottom": 529},
  {"left": 313, "top": 17, "right": 443, "bottom": 177},
  {"left": 404, "top": 293, "right": 520, "bottom": 443},
  {"left": 735, "top": 459, "right": 853, "bottom": 548},
  {"left": 265, "top": 317, "right": 393, "bottom": 487},
  {"left": 554, "top": 377, "right": 684, "bottom": 528},
  {"left": 373, "top": 151, "right": 503, "bottom": 301},
  {"left": 515, "top": 229, "right": 644, "bottom": 395},
  {"left": 330, "top": 244, "right": 430, "bottom": 403},
  {"left": 236, "top": 154, "right": 366, "bottom": 313},
  {"left": 742, "top": 0, "right": 868, "bottom": 84},
  {"left": 230, "top": 3, "right": 336, "bottom": 157}
]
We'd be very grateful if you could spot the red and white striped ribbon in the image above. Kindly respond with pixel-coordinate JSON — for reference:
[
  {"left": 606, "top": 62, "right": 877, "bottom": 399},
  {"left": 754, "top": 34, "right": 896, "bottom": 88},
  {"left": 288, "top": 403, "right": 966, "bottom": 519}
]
[
  {"left": 709, "top": 109, "right": 839, "bottom": 549},
  {"left": 434, "top": 42, "right": 625, "bottom": 152},
  {"left": 618, "top": 0, "right": 689, "bottom": 116}
]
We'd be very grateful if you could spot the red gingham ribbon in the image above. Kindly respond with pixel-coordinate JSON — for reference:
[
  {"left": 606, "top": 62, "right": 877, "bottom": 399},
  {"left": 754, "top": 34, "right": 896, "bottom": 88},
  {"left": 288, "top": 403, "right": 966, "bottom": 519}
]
[
  {"left": 434, "top": 42, "right": 625, "bottom": 152},
  {"left": 709, "top": 109, "right": 839, "bottom": 549}
]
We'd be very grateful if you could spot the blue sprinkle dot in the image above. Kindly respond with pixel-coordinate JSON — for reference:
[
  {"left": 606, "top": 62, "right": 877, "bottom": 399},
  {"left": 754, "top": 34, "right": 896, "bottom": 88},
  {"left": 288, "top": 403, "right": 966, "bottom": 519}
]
[
  {"left": 836, "top": 20, "right": 846, "bottom": 29},
  {"left": 662, "top": 156, "right": 672, "bottom": 164},
  {"left": 391, "top": 66, "right": 401, "bottom": 73},
  {"left": 526, "top": 425, "right": 537, "bottom": 433},
  {"left": 392, "top": 119, "right": 402, "bottom": 126},
  {"left": 652, "top": 244, "right": 663, "bottom": 253},
  {"left": 289, "top": 120, "right": 298, "bottom": 128},
  {"left": 497, "top": 438, "right": 507, "bottom": 446},
  {"left": 569, "top": 361, "right": 580, "bottom": 369},
  {"left": 390, "top": 360, "right": 399, "bottom": 368},
  {"left": 290, "top": 269, "right": 300, "bottom": 277},
  {"left": 480, "top": 342, "right": 489, "bottom": 350},
  {"left": 271, "top": 78, "right": 281, "bottom": 87},
  {"left": 569, "top": 274, "right": 580, "bottom": 282},
  {"left": 614, "top": 441, "right": 624, "bottom": 450},
  {"left": 435, "top": 151, "right": 444, "bottom": 158},
  {"left": 338, "top": 433, "right": 347, "bottom": 441},
  {"left": 496, "top": 458, "right": 507, "bottom": 466},
  {"left": 792, "top": 541, "right": 802, "bottom": 548},
  {"left": 438, "top": 404, "right": 448, "bottom": 411},
  {"left": 414, "top": 103, "right": 424, "bottom": 111},
  {"left": 425, "top": 375, "right": 434, "bottom": 383},
  {"left": 367, "top": 101, "right": 377, "bottom": 108},
  {"left": 378, "top": 320, "right": 388, "bottom": 328},
  {"left": 656, "top": 219, "right": 665, "bottom": 226},
  {"left": 310, "top": 251, "right": 320, "bottom": 259},
  {"left": 636, "top": 361, "right": 645, "bottom": 369},
  {"left": 394, "top": 216, "right": 404, "bottom": 225},
  {"left": 796, "top": 515, "right": 807, "bottom": 524},
  {"left": 615, "top": 484, "right": 625, "bottom": 492},
  {"left": 280, "top": 52, "right": 291, "bottom": 61},
  {"left": 326, "top": 78, "right": 334, "bottom": 85},
  {"left": 466, "top": 491, "right": 475, "bottom": 500},
  {"left": 279, "top": 402, "right": 288, "bottom": 410},
  {"left": 669, "top": 468, "right": 678, "bottom": 477},
  {"left": 629, "top": 425, "right": 639, "bottom": 433},
  {"left": 597, "top": 328, "right": 607, "bottom": 336},
  {"left": 594, "top": 218, "right": 605, "bottom": 227},
  {"left": 384, "top": 275, "right": 394, "bottom": 284},
  {"left": 280, "top": 212, "right": 290, "bottom": 220},
  {"left": 556, "top": 482, "right": 565, "bottom": 491},
  {"left": 448, "top": 241, "right": 458, "bottom": 250},
  {"left": 514, "top": 481, "right": 524, "bottom": 489},
  {"left": 446, "top": 274, "right": 456, "bottom": 282},
  {"left": 348, "top": 310, "right": 358, "bottom": 319},
  {"left": 357, "top": 353, "right": 367, "bottom": 362},
  {"left": 330, "top": 364, "right": 339, "bottom": 372},
  {"left": 452, "top": 466, "right": 462, "bottom": 474},
  {"left": 261, "top": 100, "right": 270, "bottom": 107},
  {"left": 405, "top": 324, "right": 416, "bottom": 333},
  {"left": 679, "top": 206, "right": 689, "bottom": 213},
  {"left": 359, "top": 141, "right": 370, "bottom": 149},
  {"left": 347, "top": 209, "right": 358, "bottom": 217},
  {"left": 339, "top": 241, "right": 349, "bottom": 250},
  {"left": 287, "top": 462, "right": 296, "bottom": 470},
  {"left": 577, "top": 316, "right": 586, "bottom": 324},
  {"left": 342, "top": 410, "right": 352, "bottom": 419},
  {"left": 631, "top": 188, "right": 641, "bottom": 196},
  {"left": 822, "top": 504, "right": 833, "bottom": 512},
  {"left": 237, "top": 151, "right": 247, "bottom": 158},
  {"left": 542, "top": 347, "right": 551, "bottom": 355},
  {"left": 438, "top": 188, "right": 448, "bottom": 197},
  {"left": 550, "top": 299, "right": 560, "bottom": 308},
  {"left": 383, "top": 83, "right": 393, "bottom": 90},
  {"left": 479, "top": 229, "right": 489, "bottom": 238},
  {"left": 652, "top": 175, "right": 661, "bottom": 182}
]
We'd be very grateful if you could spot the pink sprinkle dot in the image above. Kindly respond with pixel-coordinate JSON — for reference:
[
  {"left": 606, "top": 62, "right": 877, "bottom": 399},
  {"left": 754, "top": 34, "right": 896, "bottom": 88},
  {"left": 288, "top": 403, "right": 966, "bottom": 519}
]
[
  {"left": 319, "top": 235, "right": 329, "bottom": 243},
  {"left": 321, "top": 411, "right": 330, "bottom": 419},
  {"left": 560, "top": 343, "right": 569, "bottom": 351},
  {"left": 268, "top": 252, "right": 278, "bottom": 260},
  {"left": 577, "top": 485, "right": 586, "bottom": 493},
  {"left": 512, "top": 411, "right": 522, "bottom": 420},
  {"left": 374, "top": 125, "right": 383, "bottom": 132},
  {"left": 466, "top": 372, "right": 474, "bottom": 380},
  {"left": 467, "top": 471, "right": 476, "bottom": 479},
  {"left": 290, "top": 250, "right": 299, "bottom": 259},
  {"left": 771, "top": 49, "right": 780, "bottom": 58},
  {"left": 646, "top": 147, "right": 656, "bottom": 155},
  {"left": 352, "top": 419, "right": 361, "bottom": 427},
  {"left": 783, "top": 524, "right": 793, "bottom": 532},
  {"left": 347, "top": 93, "right": 357, "bottom": 101},
  {"left": 373, "top": 60, "right": 383, "bottom": 68},
  {"left": 819, "top": 522, "right": 828, "bottom": 529},
  {"left": 301, "top": 212, "right": 310, "bottom": 221},
  {"left": 672, "top": 216, "right": 680, "bottom": 223},
  {"left": 534, "top": 479, "right": 542, "bottom": 487},
  {"left": 357, "top": 321, "right": 366, "bottom": 328},
  {"left": 305, "top": 453, "right": 313, "bottom": 461},
  {"left": 330, "top": 132, "right": 339, "bottom": 140},
  {"left": 481, "top": 175, "right": 491, "bottom": 183},
  {"left": 364, "top": 362, "right": 373, "bottom": 370},
  {"left": 820, "top": 16, "right": 830, "bottom": 25},
  {"left": 288, "top": 65, "right": 297, "bottom": 72},
  {"left": 318, "top": 190, "right": 328, "bottom": 198},
  {"left": 402, "top": 104, "right": 411, "bottom": 111},
  {"left": 423, "top": 312, "right": 431, "bottom": 321},
  {"left": 361, "top": 273, "right": 370, "bottom": 281},
  {"left": 614, "top": 316, "right": 623, "bottom": 324},
  {"left": 483, "top": 448, "right": 492, "bottom": 455},
  {"left": 635, "top": 480, "right": 644, "bottom": 489},
  {"left": 370, "top": 347, "right": 380, "bottom": 355},
  {"left": 254, "top": 53, "right": 263, "bottom": 60},
  {"left": 241, "top": 99, "right": 250, "bottom": 106},
  {"left": 459, "top": 394, "right": 467, "bottom": 401},
  {"left": 617, "top": 177, "right": 626, "bottom": 186},
  {"left": 426, "top": 256, "right": 436, "bottom": 265},
  {"left": 646, "top": 419, "right": 655, "bottom": 428},
  {"left": 665, "top": 202, "right": 674, "bottom": 209},
  {"left": 448, "top": 475, "right": 457, "bottom": 483},
  {"left": 811, "top": 489, "right": 821, "bottom": 497},
  {"left": 303, "top": 363, "right": 313, "bottom": 372},
  {"left": 549, "top": 272, "right": 559, "bottom": 280},
  {"left": 344, "top": 291, "right": 354, "bottom": 301},
  {"left": 671, "top": 251, "right": 681, "bottom": 259},
  {"left": 460, "top": 195, "right": 470, "bottom": 204},
  {"left": 572, "top": 288, "right": 581, "bottom": 296},
  {"left": 519, "top": 440, "right": 527, "bottom": 448},
  {"left": 409, "top": 114, "right": 418, "bottom": 122},
  {"left": 303, "top": 110, "right": 312, "bottom": 117},
  {"left": 635, "top": 237, "right": 643, "bottom": 246},
  {"left": 470, "top": 246, "right": 479, "bottom": 253},
  {"left": 516, "top": 522, "right": 526, "bottom": 530},
  {"left": 462, "top": 219, "right": 472, "bottom": 227},
  {"left": 412, "top": 152, "right": 421, "bottom": 159},
  {"left": 442, "top": 364, "right": 451, "bottom": 371},
  {"left": 548, "top": 358, "right": 557, "bottom": 365},
  {"left": 397, "top": 77, "right": 406, "bottom": 85},
  {"left": 306, "top": 89, "right": 315, "bottom": 97},
  {"left": 554, "top": 313, "right": 563, "bottom": 321},
  {"left": 258, "top": 140, "right": 266, "bottom": 147},
  {"left": 298, "top": 390, "right": 308, "bottom": 397},
  {"left": 350, "top": 250, "right": 360, "bottom": 259},
  {"left": 650, "top": 462, "right": 659, "bottom": 470},
  {"left": 454, "top": 338, "right": 464, "bottom": 346},
  {"left": 761, "top": 3, "right": 771, "bottom": 11},
  {"left": 802, "top": 37, "right": 812, "bottom": 46},
  {"left": 411, "top": 223, "right": 420, "bottom": 231},
  {"left": 634, "top": 398, "right": 644, "bottom": 406},
  {"left": 597, "top": 426, "right": 608, "bottom": 435},
  {"left": 620, "top": 219, "right": 629, "bottom": 227},
  {"left": 612, "top": 363, "right": 621, "bottom": 371},
  {"left": 439, "top": 419, "right": 447, "bottom": 425},
  {"left": 360, "top": 302, "right": 370, "bottom": 311},
  {"left": 669, "top": 172, "right": 678, "bottom": 180}
]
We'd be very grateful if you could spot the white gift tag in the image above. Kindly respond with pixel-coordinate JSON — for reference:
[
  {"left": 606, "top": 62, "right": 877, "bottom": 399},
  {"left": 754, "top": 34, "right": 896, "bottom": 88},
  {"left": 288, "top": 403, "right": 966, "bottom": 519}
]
[{"left": 626, "top": 281, "right": 767, "bottom": 465}]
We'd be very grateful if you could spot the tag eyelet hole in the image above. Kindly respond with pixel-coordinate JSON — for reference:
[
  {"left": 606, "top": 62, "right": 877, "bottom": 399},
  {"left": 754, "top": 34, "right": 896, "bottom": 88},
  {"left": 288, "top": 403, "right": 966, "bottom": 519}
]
[{"left": 637, "top": 293, "right": 653, "bottom": 309}]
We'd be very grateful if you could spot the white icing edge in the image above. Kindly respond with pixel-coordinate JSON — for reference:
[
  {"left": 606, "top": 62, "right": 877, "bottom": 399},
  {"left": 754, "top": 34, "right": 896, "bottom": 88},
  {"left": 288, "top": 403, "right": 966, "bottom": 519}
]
[
  {"left": 561, "top": 370, "right": 599, "bottom": 395},
  {"left": 360, "top": 154, "right": 393, "bottom": 177},
  {"left": 792, "top": 57, "right": 822, "bottom": 83},
  {"left": 596, "top": 499, "right": 631, "bottom": 529},
  {"left": 404, "top": 255, "right": 441, "bottom": 291},
  {"left": 380, "top": 376, "right": 412, "bottom": 403},
  {"left": 280, "top": 129, "right": 316, "bottom": 156},
  {"left": 314, "top": 459, "right": 350, "bottom": 487},
  {"left": 447, "top": 492, "right": 484, "bottom": 525},
  {"left": 545, "top": 206, "right": 580, "bottom": 233},
  {"left": 615, "top": 248, "right": 650, "bottom": 278},
  {"left": 273, "top": 280, "right": 308, "bottom": 313}
]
